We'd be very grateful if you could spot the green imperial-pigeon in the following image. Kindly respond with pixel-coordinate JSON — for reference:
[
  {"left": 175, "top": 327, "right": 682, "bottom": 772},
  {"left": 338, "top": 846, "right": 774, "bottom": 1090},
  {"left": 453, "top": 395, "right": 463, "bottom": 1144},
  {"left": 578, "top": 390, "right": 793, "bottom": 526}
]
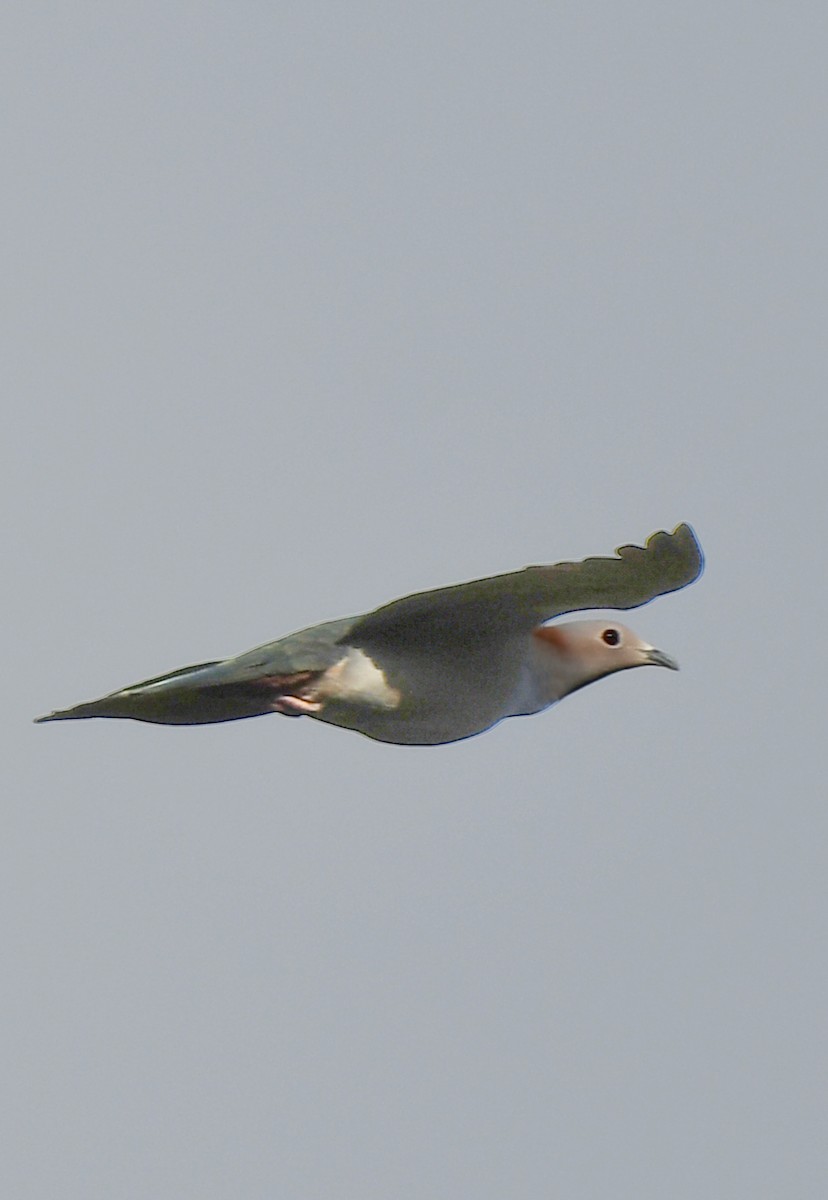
[{"left": 36, "top": 524, "right": 703, "bottom": 745}]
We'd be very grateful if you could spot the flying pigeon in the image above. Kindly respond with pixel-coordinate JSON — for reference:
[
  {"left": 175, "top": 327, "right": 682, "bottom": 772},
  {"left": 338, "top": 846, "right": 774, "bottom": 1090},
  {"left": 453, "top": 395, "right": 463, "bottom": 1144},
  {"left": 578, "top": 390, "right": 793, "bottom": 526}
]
[{"left": 35, "top": 523, "right": 703, "bottom": 745}]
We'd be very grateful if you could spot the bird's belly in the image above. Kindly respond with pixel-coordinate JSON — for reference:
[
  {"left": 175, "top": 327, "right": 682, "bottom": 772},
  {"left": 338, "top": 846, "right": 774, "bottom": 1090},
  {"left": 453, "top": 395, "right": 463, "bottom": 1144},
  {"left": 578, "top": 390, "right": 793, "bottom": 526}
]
[{"left": 315, "top": 642, "right": 525, "bottom": 745}]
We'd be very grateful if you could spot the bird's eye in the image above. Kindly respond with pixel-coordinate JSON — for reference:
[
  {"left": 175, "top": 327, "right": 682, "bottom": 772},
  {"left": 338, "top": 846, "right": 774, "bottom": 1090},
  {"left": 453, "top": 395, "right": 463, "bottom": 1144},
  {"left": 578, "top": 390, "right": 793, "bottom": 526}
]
[{"left": 602, "top": 628, "right": 621, "bottom": 646}]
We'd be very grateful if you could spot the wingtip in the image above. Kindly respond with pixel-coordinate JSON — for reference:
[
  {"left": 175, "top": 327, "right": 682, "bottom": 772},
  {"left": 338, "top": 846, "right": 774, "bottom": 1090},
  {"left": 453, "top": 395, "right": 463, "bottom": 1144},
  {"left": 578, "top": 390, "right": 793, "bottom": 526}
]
[
  {"left": 639, "top": 522, "right": 704, "bottom": 578},
  {"left": 613, "top": 522, "right": 704, "bottom": 600},
  {"left": 671, "top": 522, "right": 705, "bottom": 583}
]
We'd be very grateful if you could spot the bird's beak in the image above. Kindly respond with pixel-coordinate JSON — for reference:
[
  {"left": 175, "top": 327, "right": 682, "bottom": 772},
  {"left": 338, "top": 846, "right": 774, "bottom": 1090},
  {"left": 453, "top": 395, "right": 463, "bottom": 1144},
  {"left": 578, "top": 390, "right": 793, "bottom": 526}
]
[{"left": 643, "top": 646, "right": 679, "bottom": 671}]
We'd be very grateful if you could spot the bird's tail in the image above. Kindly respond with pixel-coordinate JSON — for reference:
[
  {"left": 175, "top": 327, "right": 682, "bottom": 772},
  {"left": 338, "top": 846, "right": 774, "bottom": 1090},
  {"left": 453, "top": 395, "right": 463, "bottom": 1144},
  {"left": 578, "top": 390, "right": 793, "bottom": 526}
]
[{"left": 34, "top": 660, "right": 274, "bottom": 726}]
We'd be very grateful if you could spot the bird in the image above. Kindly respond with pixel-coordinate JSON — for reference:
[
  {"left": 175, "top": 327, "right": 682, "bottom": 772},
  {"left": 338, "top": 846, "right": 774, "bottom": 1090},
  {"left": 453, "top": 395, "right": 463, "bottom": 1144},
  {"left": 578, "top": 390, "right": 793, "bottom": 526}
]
[{"left": 35, "top": 523, "right": 703, "bottom": 745}]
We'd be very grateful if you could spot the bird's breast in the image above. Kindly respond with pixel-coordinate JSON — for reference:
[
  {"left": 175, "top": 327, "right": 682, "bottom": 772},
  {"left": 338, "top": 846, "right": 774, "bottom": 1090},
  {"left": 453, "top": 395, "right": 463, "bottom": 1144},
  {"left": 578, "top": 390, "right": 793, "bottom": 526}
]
[{"left": 501, "top": 631, "right": 573, "bottom": 717}]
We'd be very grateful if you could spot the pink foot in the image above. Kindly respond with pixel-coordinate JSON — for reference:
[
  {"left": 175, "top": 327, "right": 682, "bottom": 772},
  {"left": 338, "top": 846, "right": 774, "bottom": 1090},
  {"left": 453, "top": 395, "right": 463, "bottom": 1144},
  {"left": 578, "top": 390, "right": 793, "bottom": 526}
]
[{"left": 271, "top": 695, "right": 323, "bottom": 716}]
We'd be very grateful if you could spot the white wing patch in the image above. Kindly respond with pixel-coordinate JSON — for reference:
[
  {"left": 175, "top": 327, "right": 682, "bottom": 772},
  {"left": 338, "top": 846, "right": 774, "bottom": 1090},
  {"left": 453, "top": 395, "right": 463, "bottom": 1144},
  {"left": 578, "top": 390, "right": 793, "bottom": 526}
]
[{"left": 317, "top": 649, "right": 402, "bottom": 710}]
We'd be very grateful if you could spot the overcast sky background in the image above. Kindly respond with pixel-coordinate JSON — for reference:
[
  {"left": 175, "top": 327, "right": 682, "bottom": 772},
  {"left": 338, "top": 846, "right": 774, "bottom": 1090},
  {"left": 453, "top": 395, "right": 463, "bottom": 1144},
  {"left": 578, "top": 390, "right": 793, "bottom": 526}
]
[{"left": 4, "top": 4, "right": 826, "bottom": 1197}]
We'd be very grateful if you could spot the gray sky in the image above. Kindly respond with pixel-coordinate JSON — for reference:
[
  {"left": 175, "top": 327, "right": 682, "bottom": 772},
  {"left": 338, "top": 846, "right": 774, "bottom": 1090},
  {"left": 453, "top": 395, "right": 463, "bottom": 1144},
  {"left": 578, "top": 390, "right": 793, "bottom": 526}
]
[{"left": 4, "top": 3, "right": 825, "bottom": 1197}]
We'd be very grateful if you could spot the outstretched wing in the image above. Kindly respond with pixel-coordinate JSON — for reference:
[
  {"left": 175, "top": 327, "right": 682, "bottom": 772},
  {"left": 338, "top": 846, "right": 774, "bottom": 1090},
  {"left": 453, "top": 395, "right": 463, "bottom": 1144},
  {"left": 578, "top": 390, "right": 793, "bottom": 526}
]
[{"left": 344, "top": 524, "right": 703, "bottom": 652}]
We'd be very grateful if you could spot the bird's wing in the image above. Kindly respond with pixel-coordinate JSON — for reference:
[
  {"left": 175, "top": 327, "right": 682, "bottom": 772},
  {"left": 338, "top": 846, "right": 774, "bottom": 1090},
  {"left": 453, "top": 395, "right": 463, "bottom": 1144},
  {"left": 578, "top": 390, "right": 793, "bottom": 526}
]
[
  {"left": 343, "top": 524, "right": 703, "bottom": 652},
  {"left": 208, "top": 618, "right": 357, "bottom": 682}
]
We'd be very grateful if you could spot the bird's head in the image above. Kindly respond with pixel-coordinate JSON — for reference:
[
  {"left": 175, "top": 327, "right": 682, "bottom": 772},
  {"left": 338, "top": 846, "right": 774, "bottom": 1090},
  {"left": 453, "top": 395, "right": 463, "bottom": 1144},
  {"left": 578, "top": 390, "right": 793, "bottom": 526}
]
[{"left": 533, "top": 619, "right": 678, "bottom": 696}]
